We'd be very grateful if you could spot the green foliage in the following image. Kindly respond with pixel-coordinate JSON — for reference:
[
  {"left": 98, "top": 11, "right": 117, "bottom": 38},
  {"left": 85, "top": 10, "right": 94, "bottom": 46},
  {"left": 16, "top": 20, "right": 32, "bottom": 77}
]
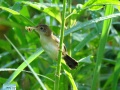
[{"left": 0, "top": 0, "right": 120, "bottom": 90}]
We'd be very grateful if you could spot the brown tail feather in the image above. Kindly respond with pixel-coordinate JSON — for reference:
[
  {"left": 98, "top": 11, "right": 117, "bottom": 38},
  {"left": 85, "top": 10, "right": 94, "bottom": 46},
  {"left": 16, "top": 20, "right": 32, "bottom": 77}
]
[{"left": 63, "top": 55, "right": 78, "bottom": 69}]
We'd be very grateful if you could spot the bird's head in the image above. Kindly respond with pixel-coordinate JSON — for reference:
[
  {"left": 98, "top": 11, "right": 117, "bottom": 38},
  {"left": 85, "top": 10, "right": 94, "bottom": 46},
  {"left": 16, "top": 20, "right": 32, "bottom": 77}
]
[{"left": 25, "top": 24, "right": 52, "bottom": 36}]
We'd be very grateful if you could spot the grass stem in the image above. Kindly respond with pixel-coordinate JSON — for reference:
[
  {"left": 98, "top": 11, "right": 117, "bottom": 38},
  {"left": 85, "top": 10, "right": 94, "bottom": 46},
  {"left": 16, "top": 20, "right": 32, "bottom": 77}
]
[{"left": 54, "top": 0, "right": 66, "bottom": 90}]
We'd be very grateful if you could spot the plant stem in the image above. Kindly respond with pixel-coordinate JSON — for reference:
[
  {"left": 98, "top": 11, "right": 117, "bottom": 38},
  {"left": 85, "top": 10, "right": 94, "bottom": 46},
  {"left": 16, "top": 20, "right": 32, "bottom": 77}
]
[
  {"left": 68, "top": 0, "right": 72, "bottom": 55},
  {"left": 64, "top": 0, "right": 72, "bottom": 89},
  {"left": 91, "top": 5, "right": 114, "bottom": 90},
  {"left": 54, "top": 0, "right": 66, "bottom": 90}
]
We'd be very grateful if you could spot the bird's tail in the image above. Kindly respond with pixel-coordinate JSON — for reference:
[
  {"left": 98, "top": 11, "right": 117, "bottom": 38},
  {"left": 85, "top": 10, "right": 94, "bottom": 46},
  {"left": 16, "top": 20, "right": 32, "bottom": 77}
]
[{"left": 63, "top": 55, "right": 78, "bottom": 69}]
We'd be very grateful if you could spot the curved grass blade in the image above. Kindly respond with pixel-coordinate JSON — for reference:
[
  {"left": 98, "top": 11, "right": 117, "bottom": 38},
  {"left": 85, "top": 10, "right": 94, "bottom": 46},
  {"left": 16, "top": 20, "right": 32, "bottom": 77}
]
[
  {"left": 4, "top": 35, "right": 46, "bottom": 90},
  {"left": 65, "top": 13, "right": 120, "bottom": 36}
]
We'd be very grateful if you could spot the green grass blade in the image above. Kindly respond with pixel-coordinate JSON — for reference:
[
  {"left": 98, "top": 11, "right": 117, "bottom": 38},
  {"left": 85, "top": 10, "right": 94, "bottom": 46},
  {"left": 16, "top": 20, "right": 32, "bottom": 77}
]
[
  {"left": 91, "top": 5, "right": 114, "bottom": 90},
  {"left": 64, "top": 70, "right": 78, "bottom": 90},
  {"left": 4, "top": 35, "right": 46, "bottom": 89},
  {"left": 73, "top": 28, "right": 101, "bottom": 54},
  {"left": 0, "top": 68, "right": 54, "bottom": 82},
  {"left": 22, "top": 1, "right": 62, "bottom": 24},
  {"left": 0, "top": 6, "right": 34, "bottom": 26},
  {"left": 65, "top": 13, "right": 120, "bottom": 36},
  {"left": 112, "top": 39, "right": 120, "bottom": 89}
]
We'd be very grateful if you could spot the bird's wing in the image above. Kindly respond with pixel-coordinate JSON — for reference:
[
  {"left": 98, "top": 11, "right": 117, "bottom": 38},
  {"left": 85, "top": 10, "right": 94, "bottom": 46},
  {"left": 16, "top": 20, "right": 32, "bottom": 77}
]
[
  {"left": 52, "top": 35, "right": 60, "bottom": 46},
  {"left": 53, "top": 35, "right": 67, "bottom": 55}
]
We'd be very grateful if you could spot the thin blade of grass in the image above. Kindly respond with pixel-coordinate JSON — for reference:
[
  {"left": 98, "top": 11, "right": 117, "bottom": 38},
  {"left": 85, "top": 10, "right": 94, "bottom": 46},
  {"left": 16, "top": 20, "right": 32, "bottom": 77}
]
[
  {"left": 4, "top": 35, "right": 46, "bottom": 90},
  {"left": 91, "top": 5, "right": 114, "bottom": 90},
  {"left": 0, "top": 68, "right": 54, "bottom": 82},
  {"left": 0, "top": 6, "right": 34, "bottom": 26},
  {"left": 73, "top": 28, "right": 101, "bottom": 54},
  {"left": 65, "top": 13, "right": 120, "bottom": 36}
]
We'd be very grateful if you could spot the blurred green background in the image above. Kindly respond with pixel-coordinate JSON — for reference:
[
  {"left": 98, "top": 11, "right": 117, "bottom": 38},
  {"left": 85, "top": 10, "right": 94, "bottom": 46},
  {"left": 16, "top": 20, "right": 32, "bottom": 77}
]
[{"left": 0, "top": 0, "right": 120, "bottom": 90}]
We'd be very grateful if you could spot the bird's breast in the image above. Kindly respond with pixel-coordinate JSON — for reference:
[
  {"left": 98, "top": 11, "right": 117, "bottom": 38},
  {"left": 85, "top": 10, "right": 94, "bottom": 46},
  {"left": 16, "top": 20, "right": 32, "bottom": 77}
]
[{"left": 40, "top": 36, "right": 59, "bottom": 60}]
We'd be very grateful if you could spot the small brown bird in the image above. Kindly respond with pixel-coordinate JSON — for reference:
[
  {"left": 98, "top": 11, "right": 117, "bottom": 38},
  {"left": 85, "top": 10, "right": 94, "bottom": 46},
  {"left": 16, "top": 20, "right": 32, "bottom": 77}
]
[{"left": 25, "top": 24, "right": 78, "bottom": 69}]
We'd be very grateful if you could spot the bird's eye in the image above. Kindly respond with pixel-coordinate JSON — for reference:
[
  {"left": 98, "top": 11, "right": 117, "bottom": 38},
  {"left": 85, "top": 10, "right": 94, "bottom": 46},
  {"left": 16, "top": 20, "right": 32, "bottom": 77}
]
[
  {"left": 40, "top": 26, "right": 46, "bottom": 32},
  {"left": 40, "top": 27, "right": 44, "bottom": 30}
]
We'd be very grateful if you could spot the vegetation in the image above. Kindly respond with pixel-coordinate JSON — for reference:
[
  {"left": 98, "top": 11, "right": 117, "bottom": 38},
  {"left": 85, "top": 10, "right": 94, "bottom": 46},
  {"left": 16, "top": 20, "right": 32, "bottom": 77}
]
[{"left": 0, "top": 0, "right": 120, "bottom": 90}]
